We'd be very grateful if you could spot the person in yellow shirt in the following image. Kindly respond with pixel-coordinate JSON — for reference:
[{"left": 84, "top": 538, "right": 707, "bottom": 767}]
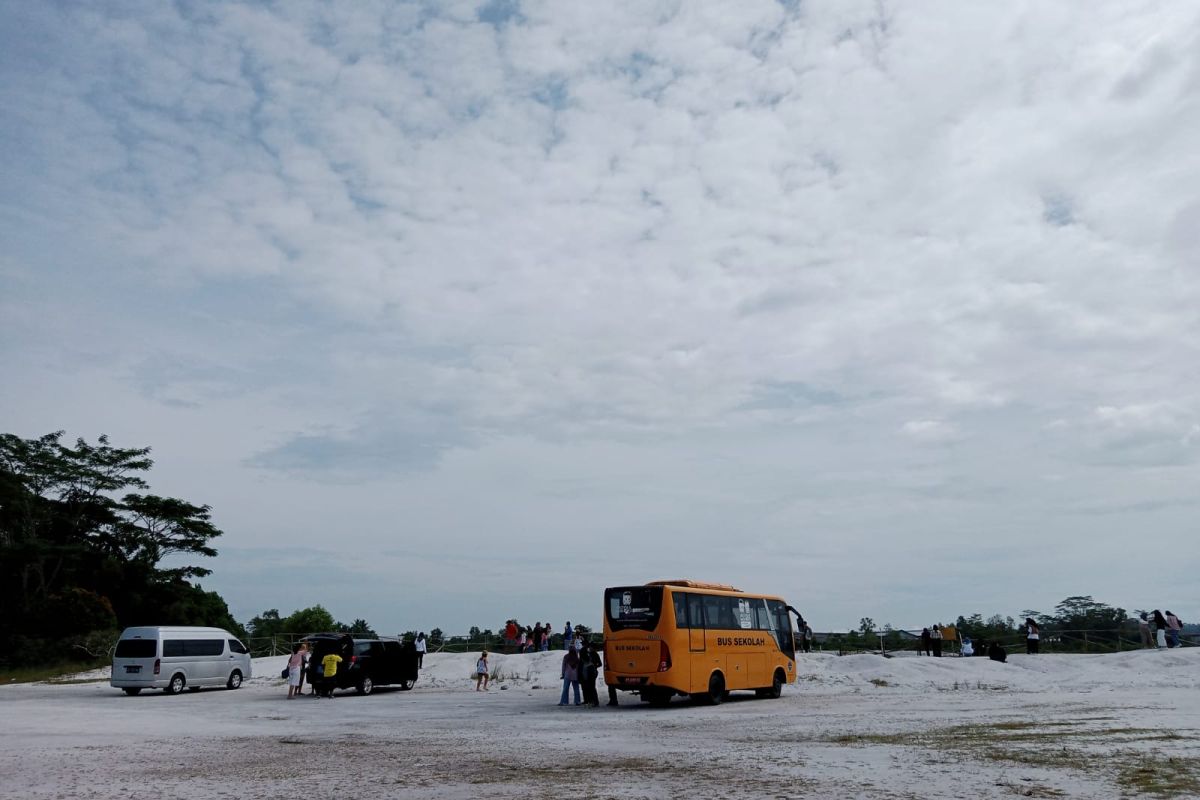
[{"left": 320, "top": 653, "right": 343, "bottom": 698}]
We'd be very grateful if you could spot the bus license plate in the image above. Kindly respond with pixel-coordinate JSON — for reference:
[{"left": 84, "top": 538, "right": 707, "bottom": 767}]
[{"left": 125, "top": 666, "right": 141, "bottom": 674}]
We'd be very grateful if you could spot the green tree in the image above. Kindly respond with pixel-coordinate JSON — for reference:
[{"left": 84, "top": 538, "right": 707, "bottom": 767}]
[
  {"left": 343, "top": 618, "right": 378, "bottom": 637},
  {"left": 429, "top": 628, "right": 444, "bottom": 647},
  {"left": 284, "top": 605, "right": 336, "bottom": 634},
  {"left": 0, "top": 431, "right": 232, "bottom": 666},
  {"left": 247, "top": 609, "right": 284, "bottom": 638}
]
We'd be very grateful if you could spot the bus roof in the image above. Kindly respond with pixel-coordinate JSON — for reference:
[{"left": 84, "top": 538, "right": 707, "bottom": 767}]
[{"left": 646, "top": 579, "right": 744, "bottom": 592}]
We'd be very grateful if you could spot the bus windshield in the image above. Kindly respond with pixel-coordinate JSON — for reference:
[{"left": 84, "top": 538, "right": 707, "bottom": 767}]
[{"left": 605, "top": 586, "right": 663, "bottom": 631}]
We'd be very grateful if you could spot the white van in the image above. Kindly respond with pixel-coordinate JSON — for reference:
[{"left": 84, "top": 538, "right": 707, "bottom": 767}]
[{"left": 110, "top": 626, "right": 252, "bottom": 695}]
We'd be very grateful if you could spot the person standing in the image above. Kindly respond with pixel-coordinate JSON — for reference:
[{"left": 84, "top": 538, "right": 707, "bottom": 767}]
[
  {"left": 532, "top": 622, "right": 543, "bottom": 652},
  {"left": 415, "top": 632, "right": 427, "bottom": 669},
  {"left": 931, "top": 624, "right": 943, "bottom": 657},
  {"left": 579, "top": 641, "right": 601, "bottom": 707},
  {"left": 1138, "top": 614, "right": 1153, "bottom": 649},
  {"left": 563, "top": 621, "right": 575, "bottom": 651},
  {"left": 320, "top": 650, "right": 343, "bottom": 697},
  {"left": 559, "top": 647, "right": 581, "bottom": 706},
  {"left": 1152, "top": 611, "right": 1168, "bottom": 649},
  {"left": 1165, "top": 611, "right": 1183, "bottom": 648},
  {"left": 286, "top": 642, "right": 308, "bottom": 699},
  {"left": 804, "top": 622, "right": 814, "bottom": 653},
  {"left": 1025, "top": 618, "right": 1040, "bottom": 655},
  {"left": 920, "top": 628, "right": 932, "bottom": 657},
  {"left": 475, "top": 651, "right": 490, "bottom": 691}
]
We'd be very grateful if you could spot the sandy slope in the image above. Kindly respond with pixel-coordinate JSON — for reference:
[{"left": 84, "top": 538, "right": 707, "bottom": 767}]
[{"left": 3, "top": 648, "right": 1198, "bottom": 799}]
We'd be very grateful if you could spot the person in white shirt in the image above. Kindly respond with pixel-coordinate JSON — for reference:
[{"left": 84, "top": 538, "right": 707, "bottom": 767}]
[
  {"left": 1025, "top": 618, "right": 1040, "bottom": 654},
  {"left": 414, "top": 632, "right": 427, "bottom": 669}
]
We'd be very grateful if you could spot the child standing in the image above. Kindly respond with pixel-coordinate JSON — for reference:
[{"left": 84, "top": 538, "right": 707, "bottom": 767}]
[{"left": 475, "top": 651, "right": 490, "bottom": 691}]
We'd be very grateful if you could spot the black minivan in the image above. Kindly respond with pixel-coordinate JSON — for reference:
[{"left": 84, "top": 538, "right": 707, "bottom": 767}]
[{"left": 303, "top": 633, "right": 419, "bottom": 696}]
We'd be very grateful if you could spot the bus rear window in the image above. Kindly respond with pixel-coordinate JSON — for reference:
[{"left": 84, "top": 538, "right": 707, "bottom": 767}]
[
  {"left": 115, "top": 639, "right": 156, "bottom": 658},
  {"left": 605, "top": 586, "right": 663, "bottom": 631}
]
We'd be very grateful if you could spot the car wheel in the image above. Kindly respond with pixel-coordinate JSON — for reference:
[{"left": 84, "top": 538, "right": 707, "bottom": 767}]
[
  {"left": 122, "top": 688, "right": 142, "bottom": 696},
  {"left": 165, "top": 674, "right": 185, "bottom": 694},
  {"left": 400, "top": 679, "right": 415, "bottom": 690},
  {"left": 356, "top": 676, "right": 373, "bottom": 696},
  {"left": 226, "top": 670, "right": 243, "bottom": 690}
]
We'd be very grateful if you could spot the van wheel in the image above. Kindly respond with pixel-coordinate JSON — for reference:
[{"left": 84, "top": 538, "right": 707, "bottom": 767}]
[
  {"left": 226, "top": 670, "right": 243, "bottom": 690},
  {"left": 165, "top": 674, "right": 186, "bottom": 694},
  {"left": 356, "top": 676, "right": 373, "bottom": 696},
  {"left": 122, "top": 688, "right": 142, "bottom": 696},
  {"left": 399, "top": 679, "right": 415, "bottom": 690},
  {"left": 706, "top": 673, "right": 726, "bottom": 705}
]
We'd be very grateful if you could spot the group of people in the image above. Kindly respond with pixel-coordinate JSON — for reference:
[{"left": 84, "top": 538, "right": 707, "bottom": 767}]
[
  {"left": 281, "top": 632, "right": 428, "bottom": 699},
  {"left": 472, "top": 631, "right": 616, "bottom": 707},
  {"left": 1139, "top": 610, "right": 1186, "bottom": 649},
  {"left": 283, "top": 642, "right": 346, "bottom": 699},
  {"left": 502, "top": 619, "right": 586, "bottom": 653},
  {"left": 918, "top": 618, "right": 1041, "bottom": 659},
  {"left": 918, "top": 625, "right": 947, "bottom": 657},
  {"left": 557, "top": 638, "right": 605, "bottom": 706}
]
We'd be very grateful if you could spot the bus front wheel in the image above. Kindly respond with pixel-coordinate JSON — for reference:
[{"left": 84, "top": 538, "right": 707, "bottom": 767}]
[{"left": 757, "top": 669, "right": 784, "bottom": 699}]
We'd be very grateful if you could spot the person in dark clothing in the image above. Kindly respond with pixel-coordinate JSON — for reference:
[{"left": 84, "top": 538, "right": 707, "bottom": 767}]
[
  {"left": 579, "top": 641, "right": 602, "bottom": 707},
  {"left": 988, "top": 641, "right": 1007, "bottom": 663},
  {"left": 1152, "top": 610, "right": 1169, "bottom": 648},
  {"left": 920, "top": 628, "right": 932, "bottom": 657},
  {"left": 931, "top": 625, "right": 943, "bottom": 657}
]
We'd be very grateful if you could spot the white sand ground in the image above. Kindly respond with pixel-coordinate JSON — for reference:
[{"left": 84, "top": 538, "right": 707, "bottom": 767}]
[{"left": 2, "top": 648, "right": 1198, "bottom": 799}]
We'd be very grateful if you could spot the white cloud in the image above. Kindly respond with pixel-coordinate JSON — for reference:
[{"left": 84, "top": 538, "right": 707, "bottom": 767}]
[{"left": 3, "top": 0, "right": 1200, "bottom": 631}]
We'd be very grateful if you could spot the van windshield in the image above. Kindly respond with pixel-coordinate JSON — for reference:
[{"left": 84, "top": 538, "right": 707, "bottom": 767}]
[{"left": 115, "top": 640, "right": 156, "bottom": 658}]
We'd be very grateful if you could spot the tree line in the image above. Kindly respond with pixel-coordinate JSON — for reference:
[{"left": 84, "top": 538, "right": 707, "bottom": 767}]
[
  {"left": 0, "top": 431, "right": 238, "bottom": 667},
  {"left": 838, "top": 596, "right": 1162, "bottom": 652}
]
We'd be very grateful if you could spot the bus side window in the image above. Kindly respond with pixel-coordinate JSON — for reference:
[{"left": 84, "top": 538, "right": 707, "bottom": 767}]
[
  {"left": 687, "top": 593, "right": 705, "bottom": 629},
  {"left": 673, "top": 593, "right": 690, "bottom": 628}
]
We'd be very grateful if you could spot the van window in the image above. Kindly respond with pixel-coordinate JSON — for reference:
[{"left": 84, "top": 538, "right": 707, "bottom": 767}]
[
  {"left": 164, "top": 639, "right": 225, "bottom": 657},
  {"left": 115, "top": 640, "right": 156, "bottom": 658},
  {"left": 228, "top": 639, "right": 248, "bottom": 655}
]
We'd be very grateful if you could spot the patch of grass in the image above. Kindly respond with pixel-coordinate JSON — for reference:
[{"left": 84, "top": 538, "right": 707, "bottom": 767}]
[
  {"left": 869, "top": 678, "right": 889, "bottom": 687},
  {"left": 0, "top": 660, "right": 106, "bottom": 684},
  {"left": 1116, "top": 757, "right": 1200, "bottom": 798},
  {"left": 993, "top": 779, "right": 1066, "bottom": 797},
  {"left": 827, "top": 719, "right": 1198, "bottom": 797}
]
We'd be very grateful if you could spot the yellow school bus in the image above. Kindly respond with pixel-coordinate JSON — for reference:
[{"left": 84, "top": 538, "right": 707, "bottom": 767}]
[{"left": 602, "top": 579, "right": 796, "bottom": 706}]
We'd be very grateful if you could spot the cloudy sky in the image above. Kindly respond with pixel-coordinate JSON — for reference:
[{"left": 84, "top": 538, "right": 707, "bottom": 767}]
[{"left": 3, "top": 1, "right": 1198, "bottom": 635}]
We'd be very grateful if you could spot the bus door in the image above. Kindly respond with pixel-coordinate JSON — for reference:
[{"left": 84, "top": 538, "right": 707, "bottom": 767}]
[{"left": 686, "top": 593, "right": 706, "bottom": 653}]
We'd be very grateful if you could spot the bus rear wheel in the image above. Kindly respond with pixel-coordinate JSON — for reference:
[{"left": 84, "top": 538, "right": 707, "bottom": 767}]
[
  {"left": 699, "top": 672, "right": 725, "bottom": 705},
  {"left": 644, "top": 689, "right": 671, "bottom": 708}
]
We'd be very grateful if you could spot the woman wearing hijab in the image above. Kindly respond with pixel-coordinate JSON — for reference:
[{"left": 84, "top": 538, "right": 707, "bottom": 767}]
[
  {"left": 1025, "top": 618, "right": 1040, "bottom": 655},
  {"left": 1152, "top": 611, "right": 1169, "bottom": 649}
]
